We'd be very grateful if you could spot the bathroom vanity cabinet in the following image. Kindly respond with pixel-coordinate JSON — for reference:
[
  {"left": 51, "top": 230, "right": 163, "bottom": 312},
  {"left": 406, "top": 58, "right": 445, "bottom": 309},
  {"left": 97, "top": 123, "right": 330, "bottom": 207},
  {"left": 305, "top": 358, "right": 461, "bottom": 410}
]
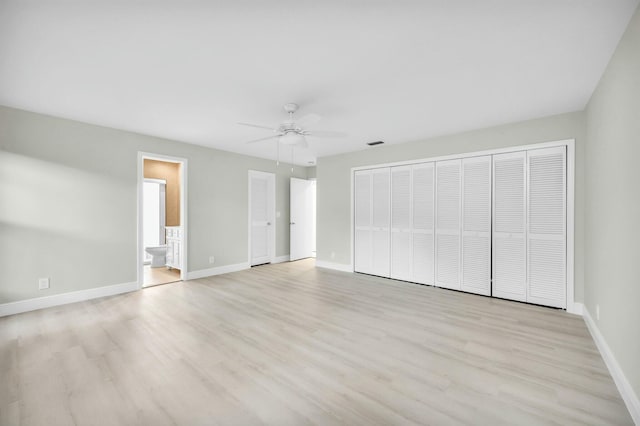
[{"left": 165, "top": 226, "right": 182, "bottom": 270}]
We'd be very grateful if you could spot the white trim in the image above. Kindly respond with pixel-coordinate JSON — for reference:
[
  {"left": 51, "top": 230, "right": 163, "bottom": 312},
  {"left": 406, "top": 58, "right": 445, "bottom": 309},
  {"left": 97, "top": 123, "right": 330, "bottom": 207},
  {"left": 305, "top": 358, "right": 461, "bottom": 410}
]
[
  {"left": 349, "top": 168, "right": 355, "bottom": 272},
  {"left": 351, "top": 139, "right": 575, "bottom": 172},
  {"left": 349, "top": 138, "right": 576, "bottom": 310},
  {"left": 186, "top": 262, "right": 250, "bottom": 280},
  {"left": 273, "top": 255, "right": 290, "bottom": 264},
  {"left": 567, "top": 302, "right": 584, "bottom": 316},
  {"left": 0, "top": 281, "right": 138, "bottom": 317},
  {"left": 566, "top": 142, "right": 575, "bottom": 315},
  {"left": 138, "top": 152, "right": 188, "bottom": 288},
  {"left": 316, "top": 260, "right": 353, "bottom": 273},
  {"left": 583, "top": 307, "right": 640, "bottom": 424},
  {"left": 248, "top": 170, "right": 276, "bottom": 266}
]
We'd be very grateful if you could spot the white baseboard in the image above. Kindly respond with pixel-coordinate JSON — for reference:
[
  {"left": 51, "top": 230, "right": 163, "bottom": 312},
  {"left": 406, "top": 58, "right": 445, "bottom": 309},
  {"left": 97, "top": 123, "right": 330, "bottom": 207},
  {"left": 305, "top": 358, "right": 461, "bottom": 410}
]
[
  {"left": 583, "top": 307, "right": 640, "bottom": 424},
  {"left": 272, "top": 255, "right": 290, "bottom": 264},
  {"left": 0, "top": 281, "right": 138, "bottom": 317},
  {"left": 315, "top": 260, "right": 353, "bottom": 273},
  {"left": 567, "top": 302, "right": 584, "bottom": 316},
  {"left": 186, "top": 262, "right": 250, "bottom": 280}
]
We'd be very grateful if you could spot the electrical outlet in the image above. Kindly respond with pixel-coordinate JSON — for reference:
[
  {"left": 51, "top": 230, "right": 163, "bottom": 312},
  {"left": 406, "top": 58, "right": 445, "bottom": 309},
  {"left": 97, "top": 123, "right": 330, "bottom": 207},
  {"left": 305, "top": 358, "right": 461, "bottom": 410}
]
[
  {"left": 209, "top": 256, "right": 215, "bottom": 264},
  {"left": 596, "top": 304, "right": 600, "bottom": 321},
  {"left": 38, "top": 278, "right": 50, "bottom": 290}
]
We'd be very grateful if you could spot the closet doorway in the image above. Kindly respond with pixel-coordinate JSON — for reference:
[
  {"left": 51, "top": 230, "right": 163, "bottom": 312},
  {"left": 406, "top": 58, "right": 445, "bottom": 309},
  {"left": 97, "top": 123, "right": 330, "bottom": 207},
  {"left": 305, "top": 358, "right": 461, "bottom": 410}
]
[{"left": 352, "top": 140, "right": 575, "bottom": 311}]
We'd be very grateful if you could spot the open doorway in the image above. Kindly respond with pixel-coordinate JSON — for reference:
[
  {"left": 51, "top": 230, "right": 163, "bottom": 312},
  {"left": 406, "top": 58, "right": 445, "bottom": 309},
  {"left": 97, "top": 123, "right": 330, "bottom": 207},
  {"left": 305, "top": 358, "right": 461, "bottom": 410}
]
[
  {"left": 290, "top": 177, "right": 316, "bottom": 261},
  {"left": 138, "top": 153, "right": 188, "bottom": 288}
]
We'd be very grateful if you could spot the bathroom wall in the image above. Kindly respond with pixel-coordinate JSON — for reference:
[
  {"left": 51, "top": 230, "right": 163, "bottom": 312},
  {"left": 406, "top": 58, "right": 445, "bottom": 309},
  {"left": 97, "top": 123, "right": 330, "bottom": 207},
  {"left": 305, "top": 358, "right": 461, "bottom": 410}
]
[{"left": 143, "top": 159, "right": 181, "bottom": 226}]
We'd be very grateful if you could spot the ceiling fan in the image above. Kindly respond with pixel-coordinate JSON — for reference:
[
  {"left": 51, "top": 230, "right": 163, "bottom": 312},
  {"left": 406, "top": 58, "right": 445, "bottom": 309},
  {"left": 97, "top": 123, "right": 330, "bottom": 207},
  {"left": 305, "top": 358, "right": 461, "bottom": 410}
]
[{"left": 238, "top": 103, "right": 346, "bottom": 149}]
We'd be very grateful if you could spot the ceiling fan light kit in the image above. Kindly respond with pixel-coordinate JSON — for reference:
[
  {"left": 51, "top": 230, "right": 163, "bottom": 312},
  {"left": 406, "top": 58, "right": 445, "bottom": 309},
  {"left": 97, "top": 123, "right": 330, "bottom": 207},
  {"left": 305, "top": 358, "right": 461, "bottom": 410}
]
[
  {"left": 237, "top": 103, "right": 347, "bottom": 165},
  {"left": 280, "top": 132, "right": 307, "bottom": 147}
]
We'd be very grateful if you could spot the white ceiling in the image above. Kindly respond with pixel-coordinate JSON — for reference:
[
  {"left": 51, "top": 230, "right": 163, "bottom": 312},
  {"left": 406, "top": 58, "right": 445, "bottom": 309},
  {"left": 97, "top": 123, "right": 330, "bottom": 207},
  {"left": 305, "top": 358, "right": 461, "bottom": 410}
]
[{"left": 1, "top": 1, "right": 637, "bottom": 165}]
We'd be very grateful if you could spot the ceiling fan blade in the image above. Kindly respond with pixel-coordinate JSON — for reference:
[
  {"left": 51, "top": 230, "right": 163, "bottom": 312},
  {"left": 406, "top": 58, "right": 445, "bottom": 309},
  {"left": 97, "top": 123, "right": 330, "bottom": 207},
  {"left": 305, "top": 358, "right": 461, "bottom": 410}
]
[
  {"left": 304, "top": 130, "right": 348, "bottom": 138},
  {"left": 295, "top": 113, "right": 321, "bottom": 128},
  {"left": 237, "top": 122, "right": 278, "bottom": 131},
  {"left": 245, "top": 135, "right": 280, "bottom": 144}
]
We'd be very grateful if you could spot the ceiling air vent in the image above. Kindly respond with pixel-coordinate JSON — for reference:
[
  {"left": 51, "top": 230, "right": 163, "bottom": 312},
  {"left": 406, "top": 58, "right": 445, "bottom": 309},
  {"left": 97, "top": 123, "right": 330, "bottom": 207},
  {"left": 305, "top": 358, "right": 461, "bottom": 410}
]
[{"left": 367, "top": 140, "right": 384, "bottom": 146}]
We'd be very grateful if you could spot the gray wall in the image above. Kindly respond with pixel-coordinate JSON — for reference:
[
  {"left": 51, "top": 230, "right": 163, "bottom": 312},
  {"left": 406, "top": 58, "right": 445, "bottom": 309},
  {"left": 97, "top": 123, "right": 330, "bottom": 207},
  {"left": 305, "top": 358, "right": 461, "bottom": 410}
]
[
  {"left": 0, "top": 106, "right": 309, "bottom": 304},
  {"left": 585, "top": 5, "right": 640, "bottom": 400},
  {"left": 317, "top": 111, "right": 586, "bottom": 302}
]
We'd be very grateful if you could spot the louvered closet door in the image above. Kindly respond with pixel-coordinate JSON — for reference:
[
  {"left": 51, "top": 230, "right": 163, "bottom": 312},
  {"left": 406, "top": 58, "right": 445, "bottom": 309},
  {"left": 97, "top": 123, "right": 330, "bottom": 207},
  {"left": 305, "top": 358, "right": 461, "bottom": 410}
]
[
  {"left": 527, "top": 147, "right": 566, "bottom": 308},
  {"left": 354, "top": 170, "right": 372, "bottom": 274},
  {"left": 391, "top": 166, "right": 412, "bottom": 281},
  {"left": 371, "top": 168, "right": 391, "bottom": 277},
  {"left": 412, "top": 163, "right": 435, "bottom": 284},
  {"left": 435, "top": 159, "right": 462, "bottom": 290},
  {"left": 461, "top": 156, "right": 492, "bottom": 295},
  {"left": 492, "top": 152, "right": 527, "bottom": 302}
]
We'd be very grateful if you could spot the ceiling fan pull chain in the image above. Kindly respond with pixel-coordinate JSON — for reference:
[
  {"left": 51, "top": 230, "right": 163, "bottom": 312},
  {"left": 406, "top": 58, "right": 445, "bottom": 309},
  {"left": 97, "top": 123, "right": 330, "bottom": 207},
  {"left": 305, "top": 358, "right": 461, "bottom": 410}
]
[{"left": 291, "top": 146, "right": 294, "bottom": 174}]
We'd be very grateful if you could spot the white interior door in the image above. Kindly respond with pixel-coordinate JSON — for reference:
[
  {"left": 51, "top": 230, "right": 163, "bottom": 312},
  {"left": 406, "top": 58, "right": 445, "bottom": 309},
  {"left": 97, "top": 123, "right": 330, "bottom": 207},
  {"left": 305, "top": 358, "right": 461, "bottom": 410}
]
[
  {"left": 354, "top": 170, "right": 373, "bottom": 274},
  {"left": 371, "top": 168, "right": 391, "bottom": 277},
  {"left": 461, "top": 156, "right": 492, "bottom": 295},
  {"left": 435, "top": 159, "right": 462, "bottom": 290},
  {"left": 249, "top": 171, "right": 275, "bottom": 266},
  {"left": 492, "top": 151, "right": 527, "bottom": 301},
  {"left": 391, "top": 166, "right": 412, "bottom": 281},
  {"left": 290, "top": 177, "right": 315, "bottom": 261},
  {"left": 527, "top": 147, "right": 566, "bottom": 308},
  {"left": 412, "top": 162, "right": 435, "bottom": 285}
]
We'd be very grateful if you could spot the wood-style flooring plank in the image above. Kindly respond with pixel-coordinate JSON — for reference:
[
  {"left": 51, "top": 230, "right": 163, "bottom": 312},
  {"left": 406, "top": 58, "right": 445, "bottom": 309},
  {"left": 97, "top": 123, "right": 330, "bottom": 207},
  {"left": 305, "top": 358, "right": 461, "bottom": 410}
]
[{"left": 0, "top": 259, "right": 633, "bottom": 425}]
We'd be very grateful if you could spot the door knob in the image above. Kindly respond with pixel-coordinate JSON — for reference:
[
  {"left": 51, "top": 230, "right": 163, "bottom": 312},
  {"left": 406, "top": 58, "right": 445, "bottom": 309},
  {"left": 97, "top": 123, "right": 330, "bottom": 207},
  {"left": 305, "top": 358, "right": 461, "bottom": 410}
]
[
  {"left": 267, "top": 222, "right": 271, "bottom": 225},
  {"left": 290, "top": 222, "right": 296, "bottom": 225}
]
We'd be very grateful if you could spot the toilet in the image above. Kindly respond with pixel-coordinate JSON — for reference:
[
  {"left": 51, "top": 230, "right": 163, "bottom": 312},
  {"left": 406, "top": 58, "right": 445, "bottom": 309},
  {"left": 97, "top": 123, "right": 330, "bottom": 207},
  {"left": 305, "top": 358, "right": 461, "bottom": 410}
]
[{"left": 145, "top": 245, "right": 168, "bottom": 267}]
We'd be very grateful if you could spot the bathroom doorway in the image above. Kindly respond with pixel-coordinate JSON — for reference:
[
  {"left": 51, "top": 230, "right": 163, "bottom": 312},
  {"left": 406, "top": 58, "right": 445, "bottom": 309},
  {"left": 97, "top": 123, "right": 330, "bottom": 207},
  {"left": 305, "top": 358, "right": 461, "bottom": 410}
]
[{"left": 137, "top": 152, "right": 188, "bottom": 288}]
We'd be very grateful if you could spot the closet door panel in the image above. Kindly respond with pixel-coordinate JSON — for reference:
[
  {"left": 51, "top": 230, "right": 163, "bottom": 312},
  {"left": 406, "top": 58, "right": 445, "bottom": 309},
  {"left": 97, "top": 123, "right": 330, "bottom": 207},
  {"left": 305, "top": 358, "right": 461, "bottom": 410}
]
[
  {"left": 371, "top": 168, "right": 391, "bottom": 277},
  {"left": 412, "top": 233, "right": 434, "bottom": 284},
  {"left": 391, "top": 166, "right": 412, "bottom": 281},
  {"left": 435, "top": 159, "right": 461, "bottom": 290},
  {"left": 354, "top": 229, "right": 372, "bottom": 273},
  {"left": 354, "top": 170, "right": 372, "bottom": 274},
  {"left": 461, "top": 156, "right": 492, "bottom": 295},
  {"left": 412, "top": 162, "right": 435, "bottom": 284},
  {"left": 527, "top": 147, "right": 566, "bottom": 308},
  {"left": 492, "top": 152, "right": 527, "bottom": 302}
]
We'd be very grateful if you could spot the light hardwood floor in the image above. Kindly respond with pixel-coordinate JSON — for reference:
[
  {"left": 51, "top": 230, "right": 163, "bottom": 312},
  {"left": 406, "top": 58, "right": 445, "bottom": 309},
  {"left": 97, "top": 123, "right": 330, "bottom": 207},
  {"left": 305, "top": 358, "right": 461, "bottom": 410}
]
[
  {"left": 143, "top": 265, "right": 181, "bottom": 287},
  {"left": 0, "top": 259, "right": 632, "bottom": 425}
]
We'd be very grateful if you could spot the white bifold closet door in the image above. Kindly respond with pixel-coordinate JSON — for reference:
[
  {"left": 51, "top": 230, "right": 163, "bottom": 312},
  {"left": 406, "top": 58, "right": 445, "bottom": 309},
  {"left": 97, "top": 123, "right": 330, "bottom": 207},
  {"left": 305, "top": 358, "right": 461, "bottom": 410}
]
[
  {"left": 354, "top": 170, "right": 373, "bottom": 274},
  {"left": 411, "top": 163, "right": 435, "bottom": 284},
  {"left": 371, "top": 168, "right": 391, "bottom": 277},
  {"left": 354, "top": 168, "right": 390, "bottom": 277},
  {"left": 435, "top": 159, "right": 462, "bottom": 290},
  {"left": 461, "top": 156, "right": 492, "bottom": 295},
  {"left": 527, "top": 147, "right": 566, "bottom": 308},
  {"left": 391, "top": 166, "right": 412, "bottom": 281},
  {"left": 492, "top": 151, "right": 527, "bottom": 301}
]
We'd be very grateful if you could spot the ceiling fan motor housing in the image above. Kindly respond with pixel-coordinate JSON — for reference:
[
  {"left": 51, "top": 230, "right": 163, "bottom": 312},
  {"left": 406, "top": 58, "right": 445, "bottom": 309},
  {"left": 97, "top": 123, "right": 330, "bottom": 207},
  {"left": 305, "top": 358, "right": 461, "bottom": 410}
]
[{"left": 283, "top": 103, "right": 299, "bottom": 114}]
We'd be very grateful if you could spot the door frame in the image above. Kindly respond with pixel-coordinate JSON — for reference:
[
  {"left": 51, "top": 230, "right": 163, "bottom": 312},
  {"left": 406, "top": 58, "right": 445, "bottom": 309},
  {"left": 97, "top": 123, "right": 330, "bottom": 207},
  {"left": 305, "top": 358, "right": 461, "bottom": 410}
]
[
  {"left": 248, "top": 170, "right": 276, "bottom": 265},
  {"left": 350, "top": 138, "right": 576, "bottom": 313},
  {"left": 137, "top": 152, "right": 188, "bottom": 288}
]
